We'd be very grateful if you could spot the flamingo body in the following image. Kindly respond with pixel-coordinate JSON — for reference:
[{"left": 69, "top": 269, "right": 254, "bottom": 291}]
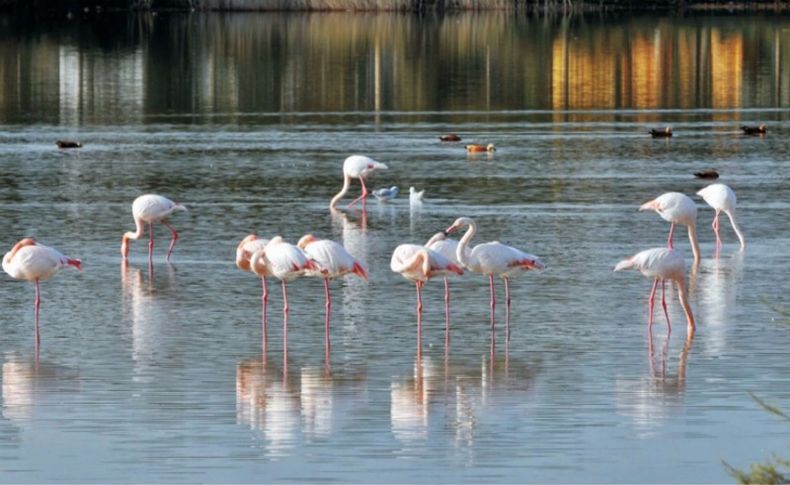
[
  {"left": 391, "top": 244, "right": 463, "bottom": 282},
  {"left": 298, "top": 235, "right": 366, "bottom": 280},
  {"left": 330, "top": 155, "right": 388, "bottom": 209},
  {"left": 639, "top": 192, "right": 700, "bottom": 263},
  {"left": 696, "top": 183, "right": 745, "bottom": 250},
  {"left": 121, "top": 194, "right": 187, "bottom": 261},
  {"left": 236, "top": 234, "right": 271, "bottom": 272}
]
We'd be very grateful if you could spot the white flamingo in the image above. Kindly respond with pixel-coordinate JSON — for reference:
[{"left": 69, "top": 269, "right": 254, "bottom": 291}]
[
  {"left": 236, "top": 234, "right": 272, "bottom": 351},
  {"left": 3, "top": 238, "right": 81, "bottom": 346},
  {"left": 445, "top": 217, "right": 544, "bottom": 339},
  {"left": 249, "top": 237, "right": 316, "bottom": 353},
  {"left": 696, "top": 183, "right": 745, "bottom": 253},
  {"left": 391, "top": 244, "right": 463, "bottom": 348},
  {"left": 424, "top": 231, "right": 469, "bottom": 340},
  {"left": 614, "top": 247, "right": 695, "bottom": 333},
  {"left": 297, "top": 234, "right": 368, "bottom": 354},
  {"left": 329, "top": 155, "right": 388, "bottom": 209},
  {"left": 121, "top": 194, "right": 187, "bottom": 263},
  {"left": 639, "top": 192, "right": 700, "bottom": 264}
]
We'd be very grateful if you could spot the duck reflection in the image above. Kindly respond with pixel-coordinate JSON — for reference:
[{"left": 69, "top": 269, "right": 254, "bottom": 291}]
[
  {"left": 615, "top": 333, "right": 694, "bottom": 432},
  {"left": 236, "top": 356, "right": 366, "bottom": 456},
  {"left": 695, "top": 251, "right": 743, "bottom": 357},
  {"left": 2, "top": 355, "right": 80, "bottom": 424}
]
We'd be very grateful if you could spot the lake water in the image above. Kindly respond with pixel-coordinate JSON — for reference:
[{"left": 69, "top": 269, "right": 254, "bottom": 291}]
[{"left": 1, "top": 11, "right": 790, "bottom": 483}]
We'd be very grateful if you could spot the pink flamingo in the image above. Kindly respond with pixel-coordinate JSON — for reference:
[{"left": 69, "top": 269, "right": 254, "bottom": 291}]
[
  {"left": 696, "top": 184, "right": 745, "bottom": 254},
  {"left": 297, "top": 234, "right": 368, "bottom": 353},
  {"left": 614, "top": 247, "right": 695, "bottom": 333},
  {"left": 329, "top": 155, "right": 388, "bottom": 209},
  {"left": 121, "top": 194, "right": 187, "bottom": 263},
  {"left": 639, "top": 192, "right": 701, "bottom": 265},
  {"left": 424, "top": 231, "right": 469, "bottom": 342},
  {"left": 3, "top": 238, "right": 81, "bottom": 346},
  {"left": 390, "top": 244, "right": 463, "bottom": 349},
  {"left": 445, "top": 217, "right": 544, "bottom": 339},
  {"left": 249, "top": 237, "right": 317, "bottom": 353},
  {"left": 236, "top": 234, "right": 272, "bottom": 351}
]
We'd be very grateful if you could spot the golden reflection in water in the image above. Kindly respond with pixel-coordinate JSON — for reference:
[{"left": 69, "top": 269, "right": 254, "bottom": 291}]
[
  {"left": 710, "top": 29, "right": 743, "bottom": 113},
  {"left": 614, "top": 333, "right": 694, "bottom": 433}
]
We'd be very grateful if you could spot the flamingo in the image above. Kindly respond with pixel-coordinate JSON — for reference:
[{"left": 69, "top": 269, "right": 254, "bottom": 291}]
[
  {"left": 297, "top": 235, "right": 367, "bottom": 353},
  {"left": 696, "top": 183, "right": 746, "bottom": 253},
  {"left": 445, "top": 217, "right": 544, "bottom": 339},
  {"left": 424, "top": 231, "right": 469, "bottom": 341},
  {"left": 639, "top": 192, "right": 701, "bottom": 265},
  {"left": 121, "top": 194, "right": 187, "bottom": 263},
  {"left": 614, "top": 247, "right": 695, "bottom": 333},
  {"left": 249, "top": 237, "right": 317, "bottom": 353},
  {"left": 329, "top": 155, "right": 388, "bottom": 209},
  {"left": 236, "top": 234, "right": 272, "bottom": 351},
  {"left": 3, "top": 238, "right": 81, "bottom": 346},
  {"left": 390, "top": 244, "right": 463, "bottom": 348}
]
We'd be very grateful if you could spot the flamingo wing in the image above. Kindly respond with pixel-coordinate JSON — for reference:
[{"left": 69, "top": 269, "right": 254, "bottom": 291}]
[
  {"left": 265, "top": 242, "right": 314, "bottom": 280},
  {"left": 472, "top": 242, "right": 543, "bottom": 276},
  {"left": 304, "top": 240, "right": 359, "bottom": 278}
]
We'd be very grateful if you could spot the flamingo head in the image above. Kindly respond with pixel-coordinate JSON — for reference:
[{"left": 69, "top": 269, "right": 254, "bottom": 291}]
[
  {"left": 120, "top": 233, "right": 133, "bottom": 259},
  {"left": 639, "top": 198, "right": 661, "bottom": 213},
  {"left": 297, "top": 234, "right": 318, "bottom": 250},
  {"left": 445, "top": 217, "right": 474, "bottom": 235},
  {"left": 66, "top": 258, "right": 82, "bottom": 271},
  {"left": 235, "top": 234, "right": 260, "bottom": 270},
  {"left": 613, "top": 257, "right": 634, "bottom": 272},
  {"left": 248, "top": 248, "right": 269, "bottom": 278}
]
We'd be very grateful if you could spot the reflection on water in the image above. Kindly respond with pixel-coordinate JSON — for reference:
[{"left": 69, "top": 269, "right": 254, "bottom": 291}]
[
  {"left": 1, "top": 14, "right": 790, "bottom": 123},
  {"left": 2, "top": 356, "right": 80, "bottom": 424},
  {"left": 696, "top": 251, "right": 744, "bottom": 357}
]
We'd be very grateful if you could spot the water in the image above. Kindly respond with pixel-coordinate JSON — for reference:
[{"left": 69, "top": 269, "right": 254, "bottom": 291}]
[{"left": 1, "top": 11, "right": 790, "bottom": 483}]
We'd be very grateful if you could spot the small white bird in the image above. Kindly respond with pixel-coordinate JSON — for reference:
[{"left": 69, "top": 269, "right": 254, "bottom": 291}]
[
  {"left": 409, "top": 187, "right": 424, "bottom": 205},
  {"left": 3, "top": 238, "right": 82, "bottom": 345},
  {"left": 373, "top": 186, "right": 399, "bottom": 202},
  {"left": 696, "top": 183, "right": 745, "bottom": 252},
  {"left": 121, "top": 194, "right": 187, "bottom": 263},
  {"left": 614, "top": 247, "right": 695, "bottom": 332}
]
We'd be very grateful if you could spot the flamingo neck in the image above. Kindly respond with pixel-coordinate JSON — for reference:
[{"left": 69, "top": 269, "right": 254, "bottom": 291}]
[
  {"left": 676, "top": 278, "right": 695, "bottom": 330},
  {"left": 687, "top": 224, "right": 701, "bottom": 266},
  {"left": 726, "top": 210, "right": 746, "bottom": 249},
  {"left": 330, "top": 174, "right": 351, "bottom": 209},
  {"left": 456, "top": 220, "right": 477, "bottom": 269},
  {"left": 121, "top": 217, "right": 145, "bottom": 258}
]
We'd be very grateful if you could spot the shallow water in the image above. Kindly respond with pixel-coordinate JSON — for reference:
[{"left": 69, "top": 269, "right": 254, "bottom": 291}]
[{"left": 1, "top": 11, "right": 790, "bottom": 483}]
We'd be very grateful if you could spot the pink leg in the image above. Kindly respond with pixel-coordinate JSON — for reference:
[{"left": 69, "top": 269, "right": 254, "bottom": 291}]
[
  {"left": 282, "top": 280, "right": 289, "bottom": 356},
  {"left": 661, "top": 279, "right": 671, "bottom": 333},
  {"left": 504, "top": 277, "right": 511, "bottom": 341},
  {"left": 261, "top": 276, "right": 268, "bottom": 355},
  {"left": 34, "top": 280, "right": 41, "bottom": 348},
  {"left": 648, "top": 278, "right": 658, "bottom": 329},
  {"left": 489, "top": 274, "right": 496, "bottom": 330},
  {"left": 443, "top": 277, "right": 450, "bottom": 346},
  {"left": 713, "top": 211, "right": 722, "bottom": 256},
  {"left": 162, "top": 221, "right": 179, "bottom": 262},
  {"left": 667, "top": 222, "right": 675, "bottom": 249},
  {"left": 416, "top": 281, "right": 424, "bottom": 353},
  {"left": 148, "top": 222, "right": 154, "bottom": 265},
  {"left": 347, "top": 176, "right": 369, "bottom": 208},
  {"left": 324, "top": 277, "right": 331, "bottom": 355}
]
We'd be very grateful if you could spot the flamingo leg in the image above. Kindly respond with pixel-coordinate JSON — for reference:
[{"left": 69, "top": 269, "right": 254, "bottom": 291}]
[
  {"left": 416, "top": 281, "right": 424, "bottom": 353},
  {"left": 504, "top": 277, "right": 511, "bottom": 341},
  {"left": 667, "top": 222, "right": 675, "bottom": 249},
  {"left": 443, "top": 277, "right": 450, "bottom": 346},
  {"left": 347, "top": 176, "right": 369, "bottom": 208},
  {"left": 713, "top": 210, "right": 722, "bottom": 255},
  {"left": 282, "top": 280, "right": 289, "bottom": 356},
  {"left": 324, "top": 277, "right": 331, "bottom": 355},
  {"left": 648, "top": 278, "right": 659, "bottom": 329},
  {"left": 34, "top": 279, "right": 41, "bottom": 348},
  {"left": 489, "top": 274, "right": 496, "bottom": 331},
  {"left": 661, "top": 279, "right": 671, "bottom": 333},
  {"left": 162, "top": 221, "right": 179, "bottom": 262},
  {"left": 148, "top": 222, "right": 154, "bottom": 265},
  {"left": 261, "top": 276, "right": 268, "bottom": 355}
]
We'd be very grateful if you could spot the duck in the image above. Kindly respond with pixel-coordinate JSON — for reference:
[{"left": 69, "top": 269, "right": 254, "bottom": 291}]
[
  {"left": 373, "top": 186, "right": 399, "bottom": 202},
  {"left": 741, "top": 124, "right": 767, "bottom": 135},
  {"left": 56, "top": 140, "right": 83, "bottom": 149},
  {"left": 649, "top": 127, "right": 672, "bottom": 138},
  {"left": 409, "top": 186, "right": 424, "bottom": 205},
  {"left": 439, "top": 133, "right": 462, "bottom": 142},
  {"left": 694, "top": 168, "right": 719, "bottom": 180},
  {"left": 466, "top": 143, "right": 495, "bottom": 153}
]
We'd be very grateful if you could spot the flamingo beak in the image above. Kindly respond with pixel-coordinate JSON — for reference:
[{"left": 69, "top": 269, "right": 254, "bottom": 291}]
[{"left": 445, "top": 225, "right": 458, "bottom": 234}]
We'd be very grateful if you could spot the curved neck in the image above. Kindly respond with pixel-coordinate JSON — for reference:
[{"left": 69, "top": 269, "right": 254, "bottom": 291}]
[
  {"left": 676, "top": 278, "right": 695, "bottom": 331},
  {"left": 687, "top": 224, "right": 701, "bottom": 266},
  {"left": 725, "top": 210, "right": 746, "bottom": 250},
  {"left": 455, "top": 220, "right": 477, "bottom": 268},
  {"left": 125, "top": 216, "right": 145, "bottom": 241},
  {"left": 330, "top": 174, "right": 351, "bottom": 209}
]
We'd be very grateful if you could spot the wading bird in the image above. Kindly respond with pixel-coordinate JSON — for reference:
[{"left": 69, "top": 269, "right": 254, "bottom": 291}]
[
  {"left": 121, "top": 194, "right": 187, "bottom": 263},
  {"left": 466, "top": 143, "right": 496, "bottom": 153},
  {"left": 236, "top": 234, "right": 272, "bottom": 350},
  {"left": 639, "top": 192, "right": 701, "bottom": 265},
  {"left": 329, "top": 155, "right": 388, "bottom": 209},
  {"left": 740, "top": 124, "right": 766, "bottom": 135},
  {"left": 425, "top": 231, "right": 469, "bottom": 341},
  {"left": 696, "top": 183, "right": 745, "bottom": 253},
  {"left": 649, "top": 127, "right": 672, "bottom": 138}
]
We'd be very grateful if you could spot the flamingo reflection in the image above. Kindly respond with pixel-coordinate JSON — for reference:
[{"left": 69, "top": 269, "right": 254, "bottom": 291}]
[{"left": 2, "top": 355, "right": 80, "bottom": 424}]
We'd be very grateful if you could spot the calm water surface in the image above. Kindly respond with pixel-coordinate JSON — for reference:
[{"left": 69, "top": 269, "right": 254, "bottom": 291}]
[{"left": 1, "top": 12, "right": 790, "bottom": 483}]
